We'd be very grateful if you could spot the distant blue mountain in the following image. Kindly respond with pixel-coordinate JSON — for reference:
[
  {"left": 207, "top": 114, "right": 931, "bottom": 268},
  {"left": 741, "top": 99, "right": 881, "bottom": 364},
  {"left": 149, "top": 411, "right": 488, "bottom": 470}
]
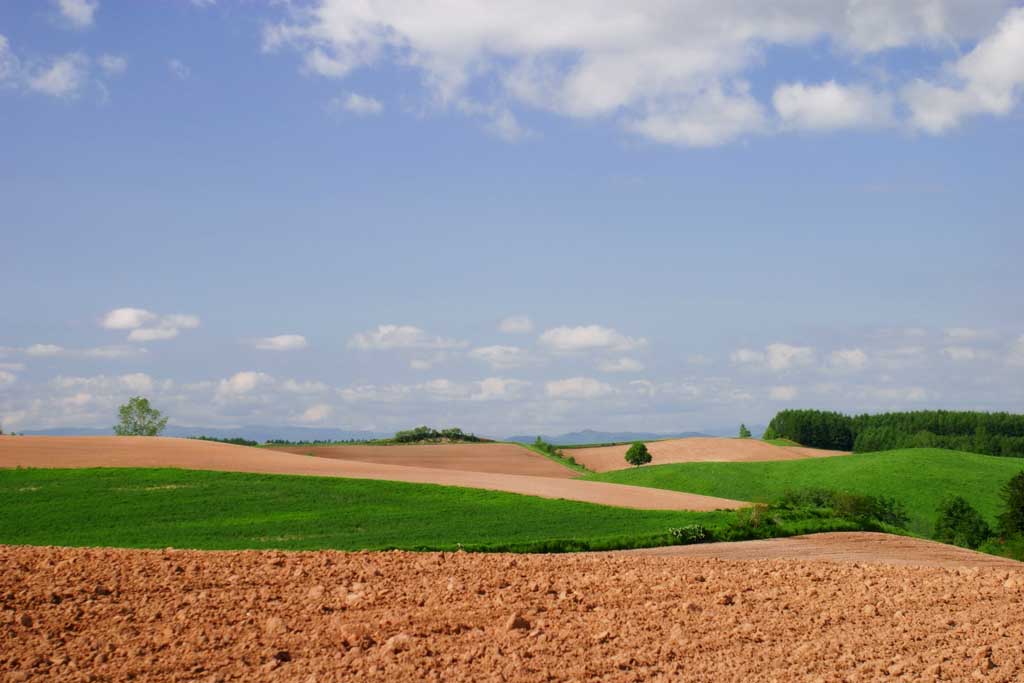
[
  {"left": 504, "top": 428, "right": 710, "bottom": 445},
  {"left": 21, "top": 425, "right": 388, "bottom": 442}
]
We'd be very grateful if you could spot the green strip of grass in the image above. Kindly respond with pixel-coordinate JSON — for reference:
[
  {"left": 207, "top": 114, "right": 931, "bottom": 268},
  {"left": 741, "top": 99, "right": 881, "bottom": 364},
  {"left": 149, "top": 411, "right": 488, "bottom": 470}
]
[
  {"left": 0, "top": 467, "right": 876, "bottom": 553},
  {"left": 516, "top": 442, "right": 591, "bottom": 474},
  {"left": 763, "top": 438, "right": 802, "bottom": 447},
  {"left": 586, "top": 448, "right": 1024, "bottom": 536}
]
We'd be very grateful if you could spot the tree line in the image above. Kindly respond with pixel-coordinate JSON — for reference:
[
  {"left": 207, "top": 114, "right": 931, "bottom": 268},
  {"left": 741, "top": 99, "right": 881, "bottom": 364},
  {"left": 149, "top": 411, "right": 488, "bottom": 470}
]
[{"left": 763, "top": 409, "right": 1024, "bottom": 457}]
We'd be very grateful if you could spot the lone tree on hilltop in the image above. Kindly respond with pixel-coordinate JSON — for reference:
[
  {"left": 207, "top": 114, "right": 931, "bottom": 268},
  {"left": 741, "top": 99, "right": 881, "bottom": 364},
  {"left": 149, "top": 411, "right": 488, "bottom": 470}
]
[
  {"left": 624, "top": 442, "right": 652, "bottom": 467},
  {"left": 999, "top": 471, "right": 1024, "bottom": 536},
  {"left": 739, "top": 424, "right": 752, "bottom": 438},
  {"left": 114, "top": 396, "right": 168, "bottom": 436}
]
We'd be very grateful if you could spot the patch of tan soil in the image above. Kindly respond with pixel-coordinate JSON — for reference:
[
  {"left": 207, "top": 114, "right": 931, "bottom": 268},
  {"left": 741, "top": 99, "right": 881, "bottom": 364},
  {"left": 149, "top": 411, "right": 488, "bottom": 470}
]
[
  {"left": 268, "top": 443, "right": 575, "bottom": 478},
  {"left": 569, "top": 436, "right": 848, "bottom": 472},
  {"left": 0, "top": 437, "right": 744, "bottom": 511},
  {"left": 619, "top": 532, "right": 1023, "bottom": 569},
  {"left": 2, "top": 541, "right": 1023, "bottom": 682}
]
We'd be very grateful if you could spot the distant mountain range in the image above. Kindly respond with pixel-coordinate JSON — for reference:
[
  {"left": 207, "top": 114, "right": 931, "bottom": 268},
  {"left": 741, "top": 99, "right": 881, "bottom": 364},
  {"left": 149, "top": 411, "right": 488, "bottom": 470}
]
[
  {"left": 20, "top": 425, "right": 389, "bottom": 442},
  {"left": 504, "top": 429, "right": 711, "bottom": 445}
]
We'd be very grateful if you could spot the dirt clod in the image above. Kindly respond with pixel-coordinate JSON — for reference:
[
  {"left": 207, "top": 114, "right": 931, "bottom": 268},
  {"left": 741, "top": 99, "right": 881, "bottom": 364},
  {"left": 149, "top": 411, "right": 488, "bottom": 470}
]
[{"left": 506, "top": 613, "right": 531, "bottom": 630}]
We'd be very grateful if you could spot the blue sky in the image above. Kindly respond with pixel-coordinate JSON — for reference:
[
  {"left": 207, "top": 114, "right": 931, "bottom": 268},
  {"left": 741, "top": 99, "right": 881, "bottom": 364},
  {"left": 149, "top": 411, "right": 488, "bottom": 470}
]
[{"left": 1, "top": 1, "right": 1023, "bottom": 436}]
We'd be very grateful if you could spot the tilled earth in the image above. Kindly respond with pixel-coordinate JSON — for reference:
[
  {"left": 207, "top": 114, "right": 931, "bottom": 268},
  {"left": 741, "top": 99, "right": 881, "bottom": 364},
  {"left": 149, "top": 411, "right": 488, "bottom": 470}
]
[{"left": 3, "top": 544, "right": 1024, "bottom": 683}]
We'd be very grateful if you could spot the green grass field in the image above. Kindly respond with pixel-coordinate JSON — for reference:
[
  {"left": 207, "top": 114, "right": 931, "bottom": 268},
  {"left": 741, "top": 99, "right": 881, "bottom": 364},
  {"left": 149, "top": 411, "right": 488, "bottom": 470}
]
[
  {"left": 763, "top": 438, "right": 802, "bottom": 447},
  {"left": 587, "top": 448, "right": 1024, "bottom": 536},
  {"left": 0, "top": 467, "right": 733, "bottom": 552}
]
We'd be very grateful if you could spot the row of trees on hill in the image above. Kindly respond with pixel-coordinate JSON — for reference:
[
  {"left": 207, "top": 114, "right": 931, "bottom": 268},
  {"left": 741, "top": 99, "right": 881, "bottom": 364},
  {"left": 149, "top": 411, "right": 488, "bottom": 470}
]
[
  {"left": 391, "top": 426, "right": 486, "bottom": 443},
  {"left": 763, "top": 409, "right": 1024, "bottom": 457}
]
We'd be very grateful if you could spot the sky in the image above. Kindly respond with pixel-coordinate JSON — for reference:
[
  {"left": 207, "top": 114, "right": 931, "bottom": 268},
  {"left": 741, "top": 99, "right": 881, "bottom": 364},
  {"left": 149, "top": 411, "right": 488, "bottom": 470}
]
[{"left": 1, "top": 0, "right": 1023, "bottom": 437}]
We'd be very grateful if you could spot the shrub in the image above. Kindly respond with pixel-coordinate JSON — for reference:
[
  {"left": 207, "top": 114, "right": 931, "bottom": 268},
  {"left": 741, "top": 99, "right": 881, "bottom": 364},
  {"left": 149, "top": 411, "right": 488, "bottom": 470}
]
[
  {"left": 776, "top": 488, "right": 909, "bottom": 527},
  {"left": 726, "top": 504, "right": 777, "bottom": 538},
  {"left": 624, "top": 442, "right": 652, "bottom": 467},
  {"left": 669, "top": 524, "right": 711, "bottom": 544},
  {"left": 999, "top": 471, "right": 1024, "bottom": 536},
  {"left": 935, "top": 496, "right": 991, "bottom": 549}
]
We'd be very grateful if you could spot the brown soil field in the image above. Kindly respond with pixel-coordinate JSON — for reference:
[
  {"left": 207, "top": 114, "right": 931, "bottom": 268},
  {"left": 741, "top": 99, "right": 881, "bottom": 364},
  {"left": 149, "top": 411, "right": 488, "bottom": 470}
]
[
  {"left": 568, "top": 436, "right": 848, "bottom": 472},
  {"left": 621, "top": 532, "right": 1023, "bottom": 569},
  {"left": 267, "top": 443, "right": 575, "bottom": 478},
  {"left": 0, "top": 436, "right": 745, "bottom": 511},
  {"left": 3, "top": 541, "right": 1023, "bottom": 682}
]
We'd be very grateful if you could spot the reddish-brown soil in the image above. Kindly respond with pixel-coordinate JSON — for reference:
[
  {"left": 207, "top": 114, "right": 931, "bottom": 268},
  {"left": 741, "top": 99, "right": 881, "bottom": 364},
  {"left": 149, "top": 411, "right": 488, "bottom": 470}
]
[
  {"left": 267, "top": 443, "right": 575, "bottom": 478},
  {"left": 568, "top": 436, "right": 848, "bottom": 472},
  {"left": 0, "top": 437, "right": 745, "bottom": 511},
  {"left": 3, "top": 540, "right": 1023, "bottom": 682},
  {"left": 620, "top": 532, "right": 1023, "bottom": 569}
]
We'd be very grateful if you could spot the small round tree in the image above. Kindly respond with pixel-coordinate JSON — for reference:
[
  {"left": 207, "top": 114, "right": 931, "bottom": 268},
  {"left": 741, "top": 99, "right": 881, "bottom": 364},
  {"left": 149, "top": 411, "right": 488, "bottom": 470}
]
[
  {"left": 999, "top": 471, "right": 1024, "bottom": 536},
  {"left": 738, "top": 424, "right": 752, "bottom": 438},
  {"left": 114, "top": 396, "right": 168, "bottom": 436},
  {"left": 624, "top": 442, "right": 652, "bottom": 467}
]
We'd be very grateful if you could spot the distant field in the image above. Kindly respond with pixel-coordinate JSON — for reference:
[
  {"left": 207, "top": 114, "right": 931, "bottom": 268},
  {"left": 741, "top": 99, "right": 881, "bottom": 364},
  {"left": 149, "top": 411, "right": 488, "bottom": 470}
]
[{"left": 587, "top": 448, "right": 1024, "bottom": 535}]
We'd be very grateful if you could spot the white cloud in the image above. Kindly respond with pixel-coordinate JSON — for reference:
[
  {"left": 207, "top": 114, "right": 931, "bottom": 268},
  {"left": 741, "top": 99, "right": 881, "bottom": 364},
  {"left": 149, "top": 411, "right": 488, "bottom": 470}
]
[
  {"left": 545, "top": 376, "right": 613, "bottom": 400},
  {"left": 28, "top": 54, "right": 88, "bottom": 98},
  {"left": 498, "top": 315, "right": 533, "bottom": 334},
  {"left": 0, "top": 370, "right": 16, "bottom": 387},
  {"left": 905, "top": 7, "right": 1024, "bottom": 133},
  {"left": 25, "top": 344, "right": 64, "bottom": 357},
  {"left": 829, "top": 348, "right": 868, "bottom": 371},
  {"left": 409, "top": 358, "right": 433, "bottom": 370},
  {"left": 472, "top": 377, "right": 530, "bottom": 401},
  {"left": 539, "top": 325, "right": 646, "bottom": 352},
  {"left": 264, "top": 1, "right": 1012, "bottom": 146},
  {"left": 298, "top": 403, "right": 333, "bottom": 423},
  {"left": 469, "top": 345, "right": 529, "bottom": 369},
  {"left": 598, "top": 357, "right": 644, "bottom": 373},
  {"left": 216, "top": 371, "right": 272, "bottom": 398},
  {"left": 97, "top": 54, "right": 127, "bottom": 75},
  {"left": 0, "top": 35, "right": 19, "bottom": 84},
  {"left": 731, "top": 343, "right": 815, "bottom": 371},
  {"left": 168, "top": 59, "right": 191, "bottom": 80},
  {"left": 102, "top": 308, "right": 199, "bottom": 342},
  {"left": 281, "top": 379, "right": 329, "bottom": 394},
  {"left": 348, "top": 324, "right": 466, "bottom": 350},
  {"left": 81, "top": 345, "right": 144, "bottom": 359},
  {"left": 332, "top": 92, "right": 383, "bottom": 115},
  {"left": 774, "top": 81, "right": 893, "bottom": 130},
  {"left": 1009, "top": 336, "right": 1024, "bottom": 367},
  {"left": 944, "top": 346, "right": 981, "bottom": 361},
  {"left": 944, "top": 327, "right": 994, "bottom": 341},
  {"left": 56, "top": 0, "right": 98, "bottom": 29},
  {"left": 254, "top": 334, "right": 308, "bottom": 351},
  {"left": 876, "top": 346, "right": 929, "bottom": 369},
  {"left": 769, "top": 385, "right": 799, "bottom": 401}
]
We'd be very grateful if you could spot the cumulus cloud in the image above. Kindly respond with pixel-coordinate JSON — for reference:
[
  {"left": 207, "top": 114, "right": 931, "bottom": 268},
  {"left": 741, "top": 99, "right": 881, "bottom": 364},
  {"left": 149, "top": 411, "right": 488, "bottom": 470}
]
[
  {"left": 498, "top": 315, "right": 533, "bottom": 334},
  {"left": 28, "top": 54, "right": 88, "bottom": 98},
  {"left": 597, "top": 357, "right": 644, "bottom": 373},
  {"left": 330, "top": 92, "right": 383, "bottom": 115},
  {"left": 0, "top": 370, "right": 16, "bottom": 387},
  {"left": 56, "top": 0, "right": 98, "bottom": 29},
  {"left": 769, "top": 385, "right": 799, "bottom": 401},
  {"left": 472, "top": 377, "right": 530, "bottom": 401},
  {"left": 25, "top": 344, "right": 64, "bottom": 357},
  {"left": 545, "top": 377, "right": 613, "bottom": 400},
  {"left": 101, "top": 308, "right": 199, "bottom": 342},
  {"left": 254, "top": 334, "right": 308, "bottom": 351},
  {"left": 0, "top": 35, "right": 19, "bottom": 84},
  {"left": 944, "top": 346, "right": 982, "bottom": 361},
  {"left": 905, "top": 7, "right": 1024, "bottom": 133},
  {"left": 281, "top": 379, "right": 329, "bottom": 394},
  {"left": 348, "top": 324, "right": 466, "bottom": 350},
  {"left": 264, "top": 1, "right": 1014, "bottom": 146},
  {"left": 1009, "top": 335, "right": 1024, "bottom": 367},
  {"left": 829, "top": 348, "right": 868, "bottom": 371},
  {"left": 731, "top": 343, "right": 815, "bottom": 371},
  {"left": 539, "top": 325, "right": 646, "bottom": 352},
  {"left": 97, "top": 54, "right": 127, "bottom": 75},
  {"left": 298, "top": 403, "right": 333, "bottom": 423},
  {"left": 168, "top": 59, "right": 190, "bottom": 80},
  {"left": 216, "top": 371, "right": 272, "bottom": 398},
  {"left": 944, "top": 327, "right": 994, "bottom": 341},
  {"left": 469, "top": 345, "right": 529, "bottom": 369},
  {"left": 773, "top": 81, "right": 893, "bottom": 130}
]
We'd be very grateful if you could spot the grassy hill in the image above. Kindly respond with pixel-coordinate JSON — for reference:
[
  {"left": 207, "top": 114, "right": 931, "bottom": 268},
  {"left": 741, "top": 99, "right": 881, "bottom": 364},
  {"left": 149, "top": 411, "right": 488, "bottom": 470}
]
[{"left": 586, "top": 448, "right": 1024, "bottom": 535}]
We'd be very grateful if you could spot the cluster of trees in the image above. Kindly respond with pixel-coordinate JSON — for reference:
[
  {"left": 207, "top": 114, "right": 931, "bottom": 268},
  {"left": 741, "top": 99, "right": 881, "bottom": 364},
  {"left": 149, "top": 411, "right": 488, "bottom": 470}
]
[
  {"left": 763, "top": 409, "right": 1024, "bottom": 457},
  {"left": 935, "top": 472, "right": 1024, "bottom": 550},
  {"left": 391, "top": 426, "right": 486, "bottom": 444},
  {"left": 190, "top": 436, "right": 260, "bottom": 447}
]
